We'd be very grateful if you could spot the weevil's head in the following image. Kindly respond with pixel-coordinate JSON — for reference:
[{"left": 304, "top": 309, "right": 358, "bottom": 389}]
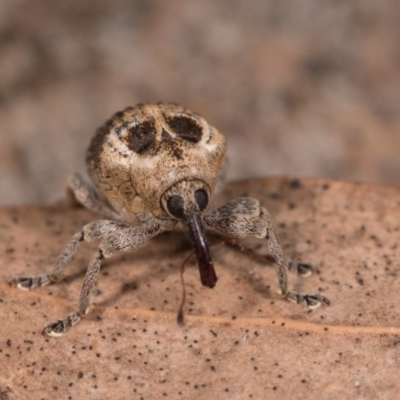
[
  {"left": 86, "top": 102, "right": 226, "bottom": 223},
  {"left": 160, "top": 179, "right": 209, "bottom": 222}
]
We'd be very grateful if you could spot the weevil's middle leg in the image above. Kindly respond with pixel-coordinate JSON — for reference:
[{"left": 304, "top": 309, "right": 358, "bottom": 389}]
[
  {"left": 9, "top": 221, "right": 127, "bottom": 291},
  {"left": 9, "top": 232, "right": 84, "bottom": 290},
  {"left": 42, "top": 249, "right": 104, "bottom": 337}
]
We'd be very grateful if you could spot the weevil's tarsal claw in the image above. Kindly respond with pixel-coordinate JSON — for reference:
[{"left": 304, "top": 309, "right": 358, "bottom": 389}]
[
  {"left": 288, "top": 261, "right": 319, "bottom": 277},
  {"left": 42, "top": 312, "right": 81, "bottom": 337},
  {"left": 286, "top": 291, "right": 330, "bottom": 309},
  {"left": 9, "top": 274, "right": 51, "bottom": 291},
  {"left": 187, "top": 210, "right": 217, "bottom": 288}
]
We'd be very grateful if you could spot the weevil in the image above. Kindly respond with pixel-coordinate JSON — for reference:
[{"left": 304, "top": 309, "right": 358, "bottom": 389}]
[{"left": 10, "top": 102, "right": 329, "bottom": 336}]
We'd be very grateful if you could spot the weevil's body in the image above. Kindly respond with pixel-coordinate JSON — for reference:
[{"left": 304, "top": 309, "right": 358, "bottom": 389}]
[
  {"left": 86, "top": 103, "right": 226, "bottom": 224},
  {"left": 10, "top": 102, "right": 328, "bottom": 337}
]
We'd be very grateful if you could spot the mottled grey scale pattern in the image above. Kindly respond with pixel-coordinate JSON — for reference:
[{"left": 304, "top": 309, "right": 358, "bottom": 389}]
[{"left": 10, "top": 102, "right": 329, "bottom": 337}]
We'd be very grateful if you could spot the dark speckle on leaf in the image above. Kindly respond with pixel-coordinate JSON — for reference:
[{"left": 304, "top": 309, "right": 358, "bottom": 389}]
[{"left": 289, "top": 179, "right": 302, "bottom": 189}]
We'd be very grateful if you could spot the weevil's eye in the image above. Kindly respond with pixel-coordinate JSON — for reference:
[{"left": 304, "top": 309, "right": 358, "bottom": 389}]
[
  {"left": 166, "top": 195, "right": 185, "bottom": 219},
  {"left": 127, "top": 120, "right": 156, "bottom": 154},
  {"left": 167, "top": 116, "right": 203, "bottom": 143},
  {"left": 194, "top": 189, "right": 208, "bottom": 212}
]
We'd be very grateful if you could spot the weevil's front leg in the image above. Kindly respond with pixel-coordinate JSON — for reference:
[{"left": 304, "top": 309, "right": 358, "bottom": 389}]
[
  {"left": 9, "top": 220, "right": 128, "bottom": 291},
  {"left": 42, "top": 220, "right": 168, "bottom": 337},
  {"left": 67, "top": 172, "right": 121, "bottom": 220},
  {"left": 204, "top": 197, "right": 329, "bottom": 309}
]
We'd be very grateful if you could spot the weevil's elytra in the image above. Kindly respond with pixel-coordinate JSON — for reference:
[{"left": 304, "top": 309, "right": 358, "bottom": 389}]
[
  {"left": 9, "top": 102, "right": 329, "bottom": 337},
  {"left": 86, "top": 103, "right": 226, "bottom": 224}
]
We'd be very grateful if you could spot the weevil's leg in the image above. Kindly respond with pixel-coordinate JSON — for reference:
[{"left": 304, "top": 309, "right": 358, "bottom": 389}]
[
  {"left": 42, "top": 250, "right": 103, "bottom": 337},
  {"left": 204, "top": 197, "right": 329, "bottom": 309},
  {"left": 9, "top": 221, "right": 129, "bottom": 291},
  {"left": 220, "top": 238, "right": 318, "bottom": 278},
  {"left": 42, "top": 219, "right": 170, "bottom": 337},
  {"left": 10, "top": 232, "right": 84, "bottom": 290},
  {"left": 67, "top": 172, "right": 121, "bottom": 220}
]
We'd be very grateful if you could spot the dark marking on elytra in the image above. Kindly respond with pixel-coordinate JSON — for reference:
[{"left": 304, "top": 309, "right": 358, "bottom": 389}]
[
  {"left": 127, "top": 120, "right": 156, "bottom": 154},
  {"left": 160, "top": 128, "right": 184, "bottom": 159},
  {"left": 88, "top": 107, "right": 134, "bottom": 164},
  {"left": 167, "top": 116, "right": 203, "bottom": 143},
  {"left": 86, "top": 123, "right": 112, "bottom": 168},
  {"left": 173, "top": 147, "right": 183, "bottom": 160}
]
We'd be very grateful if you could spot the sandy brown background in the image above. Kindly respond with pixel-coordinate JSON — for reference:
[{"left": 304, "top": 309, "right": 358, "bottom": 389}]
[
  {"left": 2, "top": 178, "right": 400, "bottom": 399},
  {"left": 1, "top": 3, "right": 400, "bottom": 399},
  {"left": 1, "top": 0, "right": 400, "bottom": 205}
]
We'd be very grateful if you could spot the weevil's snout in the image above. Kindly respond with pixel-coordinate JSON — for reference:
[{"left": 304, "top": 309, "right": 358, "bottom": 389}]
[
  {"left": 161, "top": 180, "right": 217, "bottom": 288},
  {"left": 185, "top": 209, "right": 217, "bottom": 288}
]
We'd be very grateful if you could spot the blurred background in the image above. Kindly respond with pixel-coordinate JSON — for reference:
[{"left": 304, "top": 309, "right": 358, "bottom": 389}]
[{"left": 0, "top": 0, "right": 399, "bottom": 205}]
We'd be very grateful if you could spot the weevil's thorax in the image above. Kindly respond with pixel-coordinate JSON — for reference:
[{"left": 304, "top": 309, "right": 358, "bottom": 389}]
[{"left": 86, "top": 103, "right": 227, "bottom": 221}]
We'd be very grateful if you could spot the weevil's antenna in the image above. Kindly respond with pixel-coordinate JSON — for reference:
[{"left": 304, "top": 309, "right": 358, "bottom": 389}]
[
  {"left": 177, "top": 235, "right": 289, "bottom": 325},
  {"left": 177, "top": 239, "right": 226, "bottom": 326},
  {"left": 177, "top": 248, "right": 196, "bottom": 326}
]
